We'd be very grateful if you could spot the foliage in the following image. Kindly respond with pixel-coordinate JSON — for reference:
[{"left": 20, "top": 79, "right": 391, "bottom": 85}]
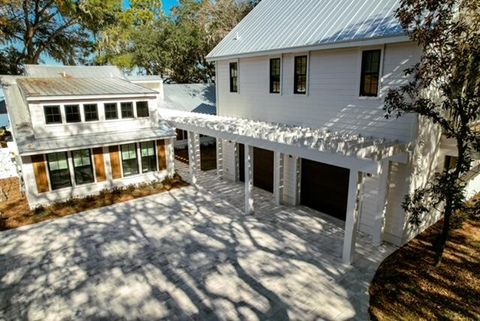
[{"left": 384, "top": 0, "right": 480, "bottom": 264}]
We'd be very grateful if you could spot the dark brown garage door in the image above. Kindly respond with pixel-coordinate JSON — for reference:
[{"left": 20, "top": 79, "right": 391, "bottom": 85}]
[
  {"left": 239, "top": 144, "right": 274, "bottom": 193},
  {"left": 300, "top": 159, "right": 349, "bottom": 221}
]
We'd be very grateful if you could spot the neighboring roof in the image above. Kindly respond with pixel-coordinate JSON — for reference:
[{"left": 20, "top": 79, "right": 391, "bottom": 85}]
[
  {"left": 127, "top": 75, "right": 163, "bottom": 82},
  {"left": 0, "top": 99, "right": 6, "bottom": 114},
  {"left": 17, "top": 77, "right": 157, "bottom": 98},
  {"left": 207, "top": 0, "right": 406, "bottom": 60},
  {"left": 163, "top": 84, "right": 216, "bottom": 115},
  {"left": 24, "top": 65, "right": 124, "bottom": 79}
]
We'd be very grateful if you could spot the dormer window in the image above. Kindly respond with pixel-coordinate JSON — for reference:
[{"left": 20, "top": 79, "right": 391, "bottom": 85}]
[
  {"left": 65, "top": 104, "right": 81, "bottom": 123},
  {"left": 84, "top": 104, "right": 98, "bottom": 121},
  {"left": 121, "top": 102, "right": 134, "bottom": 118},
  {"left": 44, "top": 105, "right": 62, "bottom": 124},
  {"left": 136, "top": 101, "right": 149, "bottom": 117},
  {"left": 105, "top": 103, "right": 118, "bottom": 120}
]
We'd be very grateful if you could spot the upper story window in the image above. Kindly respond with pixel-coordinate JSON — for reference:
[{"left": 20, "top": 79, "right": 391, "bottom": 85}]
[
  {"left": 140, "top": 141, "right": 156, "bottom": 173},
  {"left": 72, "top": 149, "right": 94, "bottom": 185},
  {"left": 229, "top": 62, "right": 238, "bottom": 93},
  {"left": 294, "top": 56, "right": 307, "bottom": 94},
  {"left": 44, "top": 105, "right": 61, "bottom": 124},
  {"left": 47, "top": 152, "right": 71, "bottom": 190},
  {"left": 136, "top": 101, "right": 149, "bottom": 117},
  {"left": 104, "top": 103, "right": 118, "bottom": 120},
  {"left": 121, "top": 102, "right": 134, "bottom": 118},
  {"left": 360, "top": 50, "right": 381, "bottom": 97},
  {"left": 84, "top": 104, "right": 98, "bottom": 122},
  {"left": 270, "top": 58, "right": 281, "bottom": 94},
  {"left": 121, "top": 143, "right": 139, "bottom": 176},
  {"left": 65, "top": 104, "right": 81, "bottom": 123}
]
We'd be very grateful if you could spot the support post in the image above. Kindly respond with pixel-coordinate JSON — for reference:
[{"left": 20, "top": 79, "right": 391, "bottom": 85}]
[
  {"left": 188, "top": 131, "right": 200, "bottom": 185},
  {"left": 273, "top": 151, "right": 284, "bottom": 205},
  {"left": 244, "top": 144, "right": 254, "bottom": 215},
  {"left": 216, "top": 138, "right": 223, "bottom": 178},
  {"left": 293, "top": 156, "right": 301, "bottom": 205},
  {"left": 342, "top": 170, "right": 363, "bottom": 265},
  {"left": 372, "top": 160, "right": 390, "bottom": 246},
  {"left": 166, "top": 138, "right": 175, "bottom": 178}
]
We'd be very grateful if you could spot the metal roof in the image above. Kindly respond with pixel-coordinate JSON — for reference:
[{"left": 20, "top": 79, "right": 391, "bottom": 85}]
[
  {"left": 24, "top": 65, "right": 124, "bottom": 79},
  {"left": 127, "top": 75, "right": 163, "bottom": 82},
  {"left": 17, "top": 77, "right": 157, "bottom": 98},
  {"left": 207, "top": 0, "right": 406, "bottom": 60},
  {"left": 163, "top": 84, "right": 216, "bottom": 115}
]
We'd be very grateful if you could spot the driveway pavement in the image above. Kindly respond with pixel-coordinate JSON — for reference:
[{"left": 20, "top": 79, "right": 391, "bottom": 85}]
[{"left": 0, "top": 167, "right": 394, "bottom": 321}]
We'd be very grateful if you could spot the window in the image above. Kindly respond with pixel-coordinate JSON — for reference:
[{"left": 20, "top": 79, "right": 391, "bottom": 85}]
[
  {"left": 294, "top": 56, "right": 307, "bottom": 94},
  {"left": 136, "top": 101, "right": 149, "bottom": 117},
  {"left": 121, "top": 102, "right": 134, "bottom": 118},
  {"left": 65, "top": 104, "right": 81, "bottom": 123},
  {"left": 72, "top": 149, "right": 94, "bottom": 185},
  {"left": 140, "top": 141, "right": 156, "bottom": 173},
  {"left": 84, "top": 104, "right": 98, "bottom": 122},
  {"left": 270, "top": 58, "right": 281, "bottom": 94},
  {"left": 229, "top": 62, "right": 238, "bottom": 93},
  {"left": 360, "top": 49, "right": 381, "bottom": 97},
  {"left": 47, "top": 152, "right": 71, "bottom": 190},
  {"left": 104, "top": 103, "right": 118, "bottom": 120},
  {"left": 121, "top": 143, "right": 139, "bottom": 176},
  {"left": 44, "top": 105, "right": 62, "bottom": 124}
]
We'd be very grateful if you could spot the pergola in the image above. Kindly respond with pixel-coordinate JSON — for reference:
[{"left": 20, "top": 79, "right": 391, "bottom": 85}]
[{"left": 160, "top": 109, "right": 408, "bottom": 264}]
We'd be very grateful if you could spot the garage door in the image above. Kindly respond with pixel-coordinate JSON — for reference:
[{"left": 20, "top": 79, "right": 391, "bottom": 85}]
[
  {"left": 300, "top": 159, "right": 349, "bottom": 221},
  {"left": 238, "top": 144, "right": 274, "bottom": 193}
]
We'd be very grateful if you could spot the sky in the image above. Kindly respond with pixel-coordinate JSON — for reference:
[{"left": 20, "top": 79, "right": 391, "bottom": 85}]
[{"left": 123, "top": 0, "right": 179, "bottom": 14}]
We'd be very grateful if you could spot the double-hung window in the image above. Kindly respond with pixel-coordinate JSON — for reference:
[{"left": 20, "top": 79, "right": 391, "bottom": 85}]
[
  {"left": 136, "top": 101, "right": 149, "bottom": 117},
  {"left": 269, "top": 58, "right": 281, "bottom": 94},
  {"left": 65, "top": 104, "right": 81, "bottom": 123},
  {"left": 44, "top": 105, "right": 62, "bottom": 124},
  {"left": 294, "top": 56, "right": 307, "bottom": 94},
  {"left": 140, "top": 141, "right": 156, "bottom": 173},
  {"left": 121, "top": 143, "right": 139, "bottom": 176},
  {"left": 105, "top": 103, "right": 118, "bottom": 120},
  {"left": 121, "top": 102, "right": 134, "bottom": 118},
  {"left": 360, "top": 50, "right": 381, "bottom": 97},
  {"left": 229, "top": 62, "right": 238, "bottom": 93},
  {"left": 72, "top": 149, "right": 94, "bottom": 185},
  {"left": 84, "top": 104, "right": 98, "bottom": 121},
  {"left": 47, "top": 152, "right": 71, "bottom": 190}
]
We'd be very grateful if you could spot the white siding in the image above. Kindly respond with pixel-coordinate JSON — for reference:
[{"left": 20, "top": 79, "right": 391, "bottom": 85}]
[{"left": 221, "top": 140, "right": 238, "bottom": 182}]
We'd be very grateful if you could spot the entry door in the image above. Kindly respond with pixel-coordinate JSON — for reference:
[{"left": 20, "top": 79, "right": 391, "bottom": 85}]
[
  {"left": 238, "top": 144, "right": 274, "bottom": 193},
  {"left": 300, "top": 159, "right": 349, "bottom": 221}
]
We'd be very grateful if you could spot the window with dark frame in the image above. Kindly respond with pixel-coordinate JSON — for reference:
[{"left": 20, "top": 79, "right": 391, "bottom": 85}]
[
  {"left": 65, "top": 104, "right": 81, "bottom": 123},
  {"left": 360, "top": 50, "right": 381, "bottom": 97},
  {"left": 121, "top": 143, "right": 139, "bottom": 176},
  {"left": 72, "top": 149, "right": 95, "bottom": 185},
  {"left": 229, "top": 62, "right": 238, "bottom": 93},
  {"left": 294, "top": 56, "right": 307, "bottom": 94},
  {"left": 47, "top": 152, "right": 71, "bottom": 190},
  {"left": 83, "top": 104, "right": 98, "bottom": 122},
  {"left": 104, "top": 103, "right": 118, "bottom": 120},
  {"left": 270, "top": 58, "right": 281, "bottom": 94},
  {"left": 121, "top": 102, "right": 134, "bottom": 118},
  {"left": 44, "top": 105, "right": 62, "bottom": 124},
  {"left": 136, "top": 101, "right": 149, "bottom": 117},
  {"left": 140, "top": 141, "right": 157, "bottom": 173}
]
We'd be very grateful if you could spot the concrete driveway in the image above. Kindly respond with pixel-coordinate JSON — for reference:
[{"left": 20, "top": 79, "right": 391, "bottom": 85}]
[{"left": 0, "top": 170, "right": 394, "bottom": 321}]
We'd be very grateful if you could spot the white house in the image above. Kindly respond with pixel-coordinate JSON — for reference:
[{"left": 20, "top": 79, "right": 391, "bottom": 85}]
[
  {"left": 1, "top": 65, "right": 176, "bottom": 208},
  {"left": 159, "top": 0, "right": 479, "bottom": 264}
]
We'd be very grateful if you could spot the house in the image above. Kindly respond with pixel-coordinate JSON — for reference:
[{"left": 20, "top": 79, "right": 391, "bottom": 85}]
[
  {"left": 1, "top": 65, "right": 176, "bottom": 208},
  {"left": 159, "top": 0, "right": 479, "bottom": 264}
]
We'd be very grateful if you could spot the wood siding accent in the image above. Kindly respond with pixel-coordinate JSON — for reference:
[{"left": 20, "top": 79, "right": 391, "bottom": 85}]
[
  {"left": 31, "top": 154, "right": 50, "bottom": 193},
  {"left": 92, "top": 147, "right": 107, "bottom": 182},
  {"left": 109, "top": 145, "right": 122, "bottom": 179},
  {"left": 157, "top": 140, "right": 167, "bottom": 170}
]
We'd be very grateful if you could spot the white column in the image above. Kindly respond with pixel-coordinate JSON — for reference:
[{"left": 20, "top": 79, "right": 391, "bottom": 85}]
[
  {"left": 188, "top": 131, "right": 200, "bottom": 185},
  {"left": 167, "top": 138, "right": 175, "bottom": 178},
  {"left": 342, "top": 170, "right": 363, "bottom": 265},
  {"left": 216, "top": 138, "right": 224, "bottom": 178},
  {"left": 372, "top": 160, "right": 390, "bottom": 246},
  {"left": 293, "top": 156, "right": 301, "bottom": 205},
  {"left": 244, "top": 144, "right": 254, "bottom": 215},
  {"left": 273, "top": 151, "right": 284, "bottom": 205}
]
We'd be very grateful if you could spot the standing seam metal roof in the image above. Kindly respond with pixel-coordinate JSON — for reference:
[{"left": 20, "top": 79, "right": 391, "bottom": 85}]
[{"left": 207, "top": 0, "right": 405, "bottom": 59}]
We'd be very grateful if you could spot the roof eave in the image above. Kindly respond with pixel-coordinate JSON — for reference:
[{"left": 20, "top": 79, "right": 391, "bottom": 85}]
[{"left": 25, "top": 92, "right": 159, "bottom": 102}]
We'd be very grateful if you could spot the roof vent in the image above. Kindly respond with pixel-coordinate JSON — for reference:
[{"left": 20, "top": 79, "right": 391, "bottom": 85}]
[{"left": 233, "top": 32, "right": 240, "bottom": 40}]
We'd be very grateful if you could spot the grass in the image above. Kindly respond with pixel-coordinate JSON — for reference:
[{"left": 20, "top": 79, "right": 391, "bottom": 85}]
[
  {"left": 0, "top": 174, "right": 188, "bottom": 230},
  {"left": 369, "top": 195, "right": 480, "bottom": 321}
]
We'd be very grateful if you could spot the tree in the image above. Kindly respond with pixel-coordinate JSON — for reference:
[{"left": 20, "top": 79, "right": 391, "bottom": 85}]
[
  {"left": 384, "top": 0, "right": 480, "bottom": 264},
  {"left": 0, "top": 0, "right": 121, "bottom": 74}
]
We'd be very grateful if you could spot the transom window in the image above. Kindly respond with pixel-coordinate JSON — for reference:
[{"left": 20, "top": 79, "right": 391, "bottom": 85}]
[
  {"left": 47, "top": 152, "right": 71, "bottom": 190},
  {"left": 44, "top": 105, "right": 61, "bottom": 124},
  {"left": 65, "top": 104, "right": 81, "bottom": 123},
  {"left": 360, "top": 50, "right": 381, "bottom": 97},
  {"left": 104, "top": 103, "right": 118, "bottom": 120},
  {"left": 270, "top": 58, "right": 281, "bottom": 94},
  {"left": 136, "top": 101, "right": 149, "bottom": 118},
  {"left": 294, "top": 56, "right": 307, "bottom": 94},
  {"left": 229, "top": 62, "right": 238, "bottom": 93},
  {"left": 121, "top": 102, "right": 134, "bottom": 118},
  {"left": 140, "top": 141, "right": 156, "bottom": 173},
  {"left": 72, "top": 149, "right": 94, "bottom": 185},
  {"left": 121, "top": 143, "right": 139, "bottom": 176},
  {"left": 84, "top": 104, "right": 98, "bottom": 122}
]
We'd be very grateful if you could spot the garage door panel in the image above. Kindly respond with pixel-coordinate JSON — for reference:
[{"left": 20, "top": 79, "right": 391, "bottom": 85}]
[{"left": 239, "top": 144, "right": 274, "bottom": 193}]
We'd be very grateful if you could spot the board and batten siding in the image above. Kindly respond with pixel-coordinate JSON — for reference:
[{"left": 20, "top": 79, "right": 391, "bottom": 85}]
[{"left": 216, "top": 43, "right": 421, "bottom": 143}]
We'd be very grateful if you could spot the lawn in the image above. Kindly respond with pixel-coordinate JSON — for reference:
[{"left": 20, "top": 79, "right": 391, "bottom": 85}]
[
  {"left": 369, "top": 196, "right": 480, "bottom": 321},
  {"left": 0, "top": 175, "right": 188, "bottom": 230}
]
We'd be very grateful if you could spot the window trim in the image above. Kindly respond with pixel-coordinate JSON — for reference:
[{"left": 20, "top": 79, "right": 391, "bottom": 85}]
[
  {"left": 71, "top": 149, "right": 95, "bottom": 185},
  {"left": 46, "top": 152, "right": 72, "bottom": 190},
  {"left": 44, "top": 105, "right": 63, "bottom": 125},
  {"left": 229, "top": 61, "right": 239, "bottom": 93},
  {"left": 104, "top": 102, "right": 119, "bottom": 121},
  {"left": 359, "top": 49, "right": 382, "bottom": 98},
  {"left": 140, "top": 141, "right": 157, "bottom": 173},
  {"left": 64, "top": 104, "right": 82, "bottom": 123},
  {"left": 83, "top": 104, "right": 99, "bottom": 122},
  {"left": 120, "top": 102, "right": 135, "bottom": 119},
  {"left": 293, "top": 55, "right": 308, "bottom": 95},
  {"left": 269, "top": 57, "right": 282, "bottom": 94},
  {"left": 136, "top": 101, "right": 150, "bottom": 118},
  {"left": 120, "top": 143, "right": 139, "bottom": 177}
]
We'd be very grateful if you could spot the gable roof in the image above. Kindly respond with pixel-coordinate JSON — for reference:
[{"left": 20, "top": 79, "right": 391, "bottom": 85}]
[
  {"left": 24, "top": 65, "right": 124, "bottom": 79},
  {"left": 163, "top": 84, "right": 216, "bottom": 115},
  {"left": 207, "top": 0, "right": 407, "bottom": 60}
]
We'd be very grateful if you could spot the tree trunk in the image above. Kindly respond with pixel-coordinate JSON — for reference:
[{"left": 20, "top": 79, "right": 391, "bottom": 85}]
[{"left": 434, "top": 199, "right": 452, "bottom": 265}]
